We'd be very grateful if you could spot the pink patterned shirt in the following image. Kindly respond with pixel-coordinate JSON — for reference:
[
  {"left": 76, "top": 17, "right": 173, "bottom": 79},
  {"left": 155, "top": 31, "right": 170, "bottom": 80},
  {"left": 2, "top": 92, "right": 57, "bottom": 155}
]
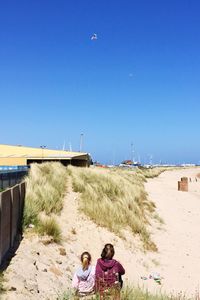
[{"left": 72, "top": 266, "right": 95, "bottom": 294}]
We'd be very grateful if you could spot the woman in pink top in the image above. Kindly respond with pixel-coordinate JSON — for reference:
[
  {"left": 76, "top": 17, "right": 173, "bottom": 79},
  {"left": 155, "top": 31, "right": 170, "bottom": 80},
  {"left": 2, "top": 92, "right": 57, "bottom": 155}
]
[{"left": 72, "top": 251, "right": 95, "bottom": 297}]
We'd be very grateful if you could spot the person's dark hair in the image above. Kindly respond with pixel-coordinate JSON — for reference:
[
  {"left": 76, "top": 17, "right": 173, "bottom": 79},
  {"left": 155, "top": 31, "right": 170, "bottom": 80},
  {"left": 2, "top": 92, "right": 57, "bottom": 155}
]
[{"left": 101, "top": 243, "right": 115, "bottom": 260}]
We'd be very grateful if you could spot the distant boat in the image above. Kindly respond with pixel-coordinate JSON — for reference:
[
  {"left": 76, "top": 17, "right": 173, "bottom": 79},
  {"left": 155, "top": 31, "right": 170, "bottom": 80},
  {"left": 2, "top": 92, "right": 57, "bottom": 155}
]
[{"left": 119, "top": 160, "right": 141, "bottom": 168}]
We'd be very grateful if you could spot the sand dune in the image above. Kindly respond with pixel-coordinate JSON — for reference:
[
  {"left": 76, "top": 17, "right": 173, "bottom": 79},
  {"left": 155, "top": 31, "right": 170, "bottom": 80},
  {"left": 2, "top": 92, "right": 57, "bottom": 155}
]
[{"left": 2, "top": 168, "right": 200, "bottom": 299}]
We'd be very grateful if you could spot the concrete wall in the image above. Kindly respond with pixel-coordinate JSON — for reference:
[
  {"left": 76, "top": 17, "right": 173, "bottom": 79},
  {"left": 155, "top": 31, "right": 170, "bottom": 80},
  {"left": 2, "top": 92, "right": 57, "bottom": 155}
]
[{"left": 0, "top": 182, "right": 26, "bottom": 266}]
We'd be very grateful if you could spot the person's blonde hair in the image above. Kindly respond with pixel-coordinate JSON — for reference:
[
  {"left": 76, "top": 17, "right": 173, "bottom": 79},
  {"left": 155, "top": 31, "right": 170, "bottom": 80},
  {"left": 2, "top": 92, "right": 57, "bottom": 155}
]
[{"left": 81, "top": 251, "right": 91, "bottom": 270}]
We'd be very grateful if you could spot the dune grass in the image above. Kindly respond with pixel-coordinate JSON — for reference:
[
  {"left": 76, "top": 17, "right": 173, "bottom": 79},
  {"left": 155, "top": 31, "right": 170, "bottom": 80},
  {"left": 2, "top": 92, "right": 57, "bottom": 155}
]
[
  {"left": 140, "top": 167, "right": 166, "bottom": 179},
  {"left": 23, "top": 163, "right": 164, "bottom": 246},
  {"left": 67, "top": 166, "right": 164, "bottom": 251},
  {"left": 23, "top": 162, "right": 67, "bottom": 242},
  {"left": 58, "top": 286, "right": 199, "bottom": 300},
  {"left": 37, "top": 216, "right": 62, "bottom": 243}
]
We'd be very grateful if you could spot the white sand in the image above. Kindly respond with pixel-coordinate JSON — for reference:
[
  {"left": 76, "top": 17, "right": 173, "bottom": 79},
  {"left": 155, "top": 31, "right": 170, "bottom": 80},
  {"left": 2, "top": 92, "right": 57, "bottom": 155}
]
[
  {"left": 144, "top": 167, "right": 200, "bottom": 296},
  {"left": 2, "top": 168, "right": 200, "bottom": 299}
]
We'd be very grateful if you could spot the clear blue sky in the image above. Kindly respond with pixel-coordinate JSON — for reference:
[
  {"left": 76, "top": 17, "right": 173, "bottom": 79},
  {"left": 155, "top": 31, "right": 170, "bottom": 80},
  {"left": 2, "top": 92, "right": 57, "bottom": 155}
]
[{"left": 0, "top": 0, "right": 200, "bottom": 164}]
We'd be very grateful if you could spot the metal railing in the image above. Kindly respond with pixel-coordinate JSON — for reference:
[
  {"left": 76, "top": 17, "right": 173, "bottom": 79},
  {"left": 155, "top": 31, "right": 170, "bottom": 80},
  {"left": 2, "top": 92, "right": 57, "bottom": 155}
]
[{"left": 0, "top": 168, "right": 28, "bottom": 191}]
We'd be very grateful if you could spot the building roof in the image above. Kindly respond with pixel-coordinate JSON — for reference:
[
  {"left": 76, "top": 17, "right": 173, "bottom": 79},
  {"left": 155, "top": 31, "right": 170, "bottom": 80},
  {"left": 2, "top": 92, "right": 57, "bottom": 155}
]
[{"left": 0, "top": 144, "right": 88, "bottom": 160}]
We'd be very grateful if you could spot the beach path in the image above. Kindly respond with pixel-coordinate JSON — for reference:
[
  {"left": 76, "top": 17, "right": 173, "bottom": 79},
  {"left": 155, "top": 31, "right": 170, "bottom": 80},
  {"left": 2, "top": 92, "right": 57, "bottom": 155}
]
[{"left": 144, "top": 167, "right": 200, "bottom": 295}]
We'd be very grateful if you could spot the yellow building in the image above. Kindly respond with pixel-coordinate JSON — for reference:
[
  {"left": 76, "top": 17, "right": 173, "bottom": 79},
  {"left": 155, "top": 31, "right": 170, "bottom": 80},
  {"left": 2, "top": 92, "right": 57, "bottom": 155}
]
[{"left": 0, "top": 144, "right": 91, "bottom": 167}]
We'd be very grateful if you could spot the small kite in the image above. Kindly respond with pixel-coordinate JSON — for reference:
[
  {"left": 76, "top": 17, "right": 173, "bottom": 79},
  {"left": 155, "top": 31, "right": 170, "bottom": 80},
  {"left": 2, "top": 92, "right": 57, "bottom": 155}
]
[{"left": 91, "top": 33, "right": 98, "bottom": 40}]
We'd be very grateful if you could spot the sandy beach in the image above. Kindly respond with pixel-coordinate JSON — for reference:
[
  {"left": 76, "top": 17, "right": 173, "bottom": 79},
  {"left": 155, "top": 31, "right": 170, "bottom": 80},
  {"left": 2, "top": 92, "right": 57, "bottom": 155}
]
[
  {"left": 2, "top": 167, "right": 200, "bottom": 299},
  {"left": 143, "top": 167, "right": 200, "bottom": 296}
]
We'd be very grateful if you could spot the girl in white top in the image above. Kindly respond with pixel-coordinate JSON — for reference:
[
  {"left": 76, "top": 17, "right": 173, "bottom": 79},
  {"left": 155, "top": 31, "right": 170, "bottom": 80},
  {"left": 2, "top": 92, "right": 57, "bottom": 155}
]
[{"left": 72, "top": 251, "right": 95, "bottom": 297}]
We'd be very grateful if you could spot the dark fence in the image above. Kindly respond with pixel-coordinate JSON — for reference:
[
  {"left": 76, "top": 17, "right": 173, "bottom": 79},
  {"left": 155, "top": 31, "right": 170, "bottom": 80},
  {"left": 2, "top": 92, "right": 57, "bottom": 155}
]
[
  {"left": 0, "top": 170, "right": 28, "bottom": 191},
  {"left": 0, "top": 182, "right": 26, "bottom": 266}
]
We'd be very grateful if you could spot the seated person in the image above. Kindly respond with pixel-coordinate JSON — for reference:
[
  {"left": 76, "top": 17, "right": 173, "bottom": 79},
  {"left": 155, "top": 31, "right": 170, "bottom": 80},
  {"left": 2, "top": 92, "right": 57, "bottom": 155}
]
[
  {"left": 72, "top": 251, "right": 95, "bottom": 297},
  {"left": 95, "top": 243, "right": 125, "bottom": 298}
]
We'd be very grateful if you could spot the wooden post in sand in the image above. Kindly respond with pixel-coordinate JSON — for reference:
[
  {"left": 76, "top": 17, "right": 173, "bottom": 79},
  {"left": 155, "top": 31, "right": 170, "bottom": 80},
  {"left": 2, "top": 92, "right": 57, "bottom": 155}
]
[{"left": 178, "top": 177, "right": 188, "bottom": 192}]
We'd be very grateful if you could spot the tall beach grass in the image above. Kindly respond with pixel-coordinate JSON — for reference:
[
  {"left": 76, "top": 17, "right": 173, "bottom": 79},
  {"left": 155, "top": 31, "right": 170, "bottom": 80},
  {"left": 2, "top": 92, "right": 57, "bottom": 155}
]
[
  {"left": 23, "top": 162, "right": 67, "bottom": 242},
  {"left": 23, "top": 163, "right": 164, "bottom": 246},
  {"left": 140, "top": 167, "right": 166, "bottom": 179},
  {"left": 67, "top": 166, "right": 164, "bottom": 250}
]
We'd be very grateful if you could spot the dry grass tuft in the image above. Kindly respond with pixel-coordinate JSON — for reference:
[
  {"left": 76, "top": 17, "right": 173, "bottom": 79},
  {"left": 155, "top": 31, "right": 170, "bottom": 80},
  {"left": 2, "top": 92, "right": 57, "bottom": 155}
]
[
  {"left": 23, "top": 162, "right": 67, "bottom": 242},
  {"left": 67, "top": 166, "right": 163, "bottom": 251},
  {"left": 120, "top": 286, "right": 200, "bottom": 300},
  {"left": 58, "top": 286, "right": 200, "bottom": 300},
  {"left": 140, "top": 167, "right": 166, "bottom": 179},
  {"left": 37, "top": 216, "right": 62, "bottom": 243}
]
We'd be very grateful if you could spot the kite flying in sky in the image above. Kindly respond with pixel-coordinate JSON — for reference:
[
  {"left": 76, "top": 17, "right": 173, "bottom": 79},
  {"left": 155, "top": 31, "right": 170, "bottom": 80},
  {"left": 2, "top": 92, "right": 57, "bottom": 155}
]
[{"left": 91, "top": 33, "right": 97, "bottom": 40}]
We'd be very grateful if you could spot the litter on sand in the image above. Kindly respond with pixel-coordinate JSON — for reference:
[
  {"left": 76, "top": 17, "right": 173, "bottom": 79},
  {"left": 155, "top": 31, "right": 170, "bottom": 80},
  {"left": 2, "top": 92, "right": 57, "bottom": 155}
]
[{"left": 141, "top": 272, "right": 162, "bottom": 285}]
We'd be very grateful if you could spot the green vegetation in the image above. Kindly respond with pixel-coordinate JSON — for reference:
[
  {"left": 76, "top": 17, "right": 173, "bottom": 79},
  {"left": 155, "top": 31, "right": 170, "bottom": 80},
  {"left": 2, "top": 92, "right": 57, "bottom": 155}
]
[
  {"left": 23, "top": 162, "right": 67, "bottom": 242},
  {"left": 58, "top": 286, "right": 199, "bottom": 300},
  {"left": 37, "top": 216, "right": 62, "bottom": 243},
  {"left": 121, "top": 286, "right": 184, "bottom": 300},
  {"left": 140, "top": 167, "right": 166, "bottom": 179},
  {"left": 67, "top": 166, "right": 165, "bottom": 251},
  {"left": 23, "top": 163, "right": 165, "bottom": 247}
]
